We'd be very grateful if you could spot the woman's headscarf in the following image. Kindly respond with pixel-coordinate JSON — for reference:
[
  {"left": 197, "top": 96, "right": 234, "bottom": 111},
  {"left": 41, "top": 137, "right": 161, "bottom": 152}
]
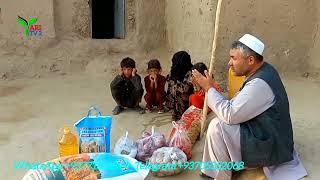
[{"left": 169, "top": 51, "right": 193, "bottom": 82}]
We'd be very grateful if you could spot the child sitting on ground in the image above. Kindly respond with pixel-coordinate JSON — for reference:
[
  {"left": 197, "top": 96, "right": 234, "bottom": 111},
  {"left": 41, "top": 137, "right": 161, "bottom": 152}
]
[
  {"left": 110, "top": 57, "right": 145, "bottom": 115},
  {"left": 189, "top": 62, "right": 224, "bottom": 110},
  {"left": 144, "top": 59, "right": 166, "bottom": 114}
]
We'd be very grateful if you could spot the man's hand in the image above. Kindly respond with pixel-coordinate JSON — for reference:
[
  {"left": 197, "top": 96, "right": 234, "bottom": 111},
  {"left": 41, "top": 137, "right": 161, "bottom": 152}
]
[
  {"left": 132, "top": 68, "right": 137, "bottom": 77},
  {"left": 192, "top": 70, "right": 215, "bottom": 92}
]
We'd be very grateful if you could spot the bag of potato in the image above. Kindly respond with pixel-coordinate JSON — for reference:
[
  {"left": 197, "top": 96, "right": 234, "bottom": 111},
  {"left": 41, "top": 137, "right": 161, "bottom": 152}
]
[
  {"left": 114, "top": 131, "right": 138, "bottom": 158},
  {"left": 136, "top": 126, "right": 166, "bottom": 162},
  {"left": 149, "top": 147, "right": 187, "bottom": 177},
  {"left": 168, "top": 122, "right": 192, "bottom": 160}
]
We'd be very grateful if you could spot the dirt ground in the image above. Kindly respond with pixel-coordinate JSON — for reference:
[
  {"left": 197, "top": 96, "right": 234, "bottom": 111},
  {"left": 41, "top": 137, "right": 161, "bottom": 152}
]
[{"left": 0, "top": 72, "right": 319, "bottom": 180}]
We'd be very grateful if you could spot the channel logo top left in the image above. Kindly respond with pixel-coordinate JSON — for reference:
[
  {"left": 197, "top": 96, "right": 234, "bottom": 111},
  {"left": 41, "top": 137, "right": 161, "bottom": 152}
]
[{"left": 17, "top": 16, "right": 42, "bottom": 37}]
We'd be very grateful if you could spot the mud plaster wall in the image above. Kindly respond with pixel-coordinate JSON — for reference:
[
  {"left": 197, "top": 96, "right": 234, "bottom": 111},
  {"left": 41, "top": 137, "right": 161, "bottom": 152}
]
[
  {"left": 0, "top": 0, "right": 55, "bottom": 42},
  {"left": 0, "top": 0, "right": 167, "bottom": 80},
  {"left": 53, "top": 0, "right": 81, "bottom": 37},
  {"left": 216, "top": 0, "right": 317, "bottom": 81},
  {"left": 53, "top": 0, "right": 166, "bottom": 48},
  {"left": 135, "top": 0, "right": 167, "bottom": 52},
  {"left": 53, "top": 0, "right": 136, "bottom": 38},
  {"left": 166, "top": 0, "right": 215, "bottom": 65},
  {"left": 0, "top": 0, "right": 165, "bottom": 49},
  {"left": 308, "top": 0, "right": 320, "bottom": 77},
  {"left": 166, "top": 0, "right": 318, "bottom": 82},
  {"left": 1, "top": 1, "right": 318, "bottom": 81},
  {"left": 126, "top": 0, "right": 137, "bottom": 40},
  {"left": 53, "top": 0, "right": 158, "bottom": 41}
]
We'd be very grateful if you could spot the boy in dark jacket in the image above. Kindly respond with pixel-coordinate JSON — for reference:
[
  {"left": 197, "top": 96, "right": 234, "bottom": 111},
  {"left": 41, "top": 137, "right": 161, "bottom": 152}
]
[{"left": 110, "top": 57, "right": 145, "bottom": 115}]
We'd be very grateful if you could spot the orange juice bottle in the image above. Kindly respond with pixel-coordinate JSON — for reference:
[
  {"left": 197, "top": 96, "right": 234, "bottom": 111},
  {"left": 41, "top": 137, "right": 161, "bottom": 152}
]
[{"left": 59, "top": 127, "right": 79, "bottom": 157}]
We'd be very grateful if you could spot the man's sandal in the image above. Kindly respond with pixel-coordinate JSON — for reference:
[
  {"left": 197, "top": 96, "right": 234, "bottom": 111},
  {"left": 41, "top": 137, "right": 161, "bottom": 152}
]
[{"left": 199, "top": 172, "right": 214, "bottom": 179}]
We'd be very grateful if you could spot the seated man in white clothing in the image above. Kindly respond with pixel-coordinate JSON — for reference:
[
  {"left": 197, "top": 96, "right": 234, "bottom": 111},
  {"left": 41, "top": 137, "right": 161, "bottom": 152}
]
[{"left": 192, "top": 34, "right": 308, "bottom": 180}]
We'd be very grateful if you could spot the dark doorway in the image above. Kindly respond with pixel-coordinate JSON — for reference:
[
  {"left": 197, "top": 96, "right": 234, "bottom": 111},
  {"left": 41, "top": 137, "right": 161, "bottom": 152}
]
[
  {"left": 91, "top": 0, "right": 125, "bottom": 39},
  {"left": 92, "top": 0, "right": 114, "bottom": 39}
]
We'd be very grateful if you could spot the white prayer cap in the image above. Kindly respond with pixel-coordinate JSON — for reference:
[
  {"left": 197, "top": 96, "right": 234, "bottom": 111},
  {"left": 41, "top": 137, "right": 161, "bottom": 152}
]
[{"left": 238, "top": 34, "right": 265, "bottom": 56}]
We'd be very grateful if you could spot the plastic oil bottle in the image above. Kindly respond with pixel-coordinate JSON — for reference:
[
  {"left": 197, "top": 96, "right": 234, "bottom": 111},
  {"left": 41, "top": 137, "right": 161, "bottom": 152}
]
[
  {"left": 59, "top": 127, "right": 79, "bottom": 157},
  {"left": 228, "top": 68, "right": 246, "bottom": 99}
]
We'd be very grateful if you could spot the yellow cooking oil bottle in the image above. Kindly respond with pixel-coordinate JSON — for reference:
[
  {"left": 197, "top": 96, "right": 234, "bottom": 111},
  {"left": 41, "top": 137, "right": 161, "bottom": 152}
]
[
  {"left": 59, "top": 127, "right": 79, "bottom": 157},
  {"left": 228, "top": 68, "right": 246, "bottom": 99}
]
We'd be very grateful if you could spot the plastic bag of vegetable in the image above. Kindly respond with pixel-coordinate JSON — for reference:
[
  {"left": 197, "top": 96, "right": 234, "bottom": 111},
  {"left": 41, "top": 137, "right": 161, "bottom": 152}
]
[
  {"left": 136, "top": 126, "right": 166, "bottom": 162},
  {"left": 148, "top": 147, "right": 187, "bottom": 177},
  {"left": 169, "top": 105, "right": 202, "bottom": 146},
  {"left": 168, "top": 122, "right": 192, "bottom": 160},
  {"left": 114, "top": 131, "right": 138, "bottom": 158}
]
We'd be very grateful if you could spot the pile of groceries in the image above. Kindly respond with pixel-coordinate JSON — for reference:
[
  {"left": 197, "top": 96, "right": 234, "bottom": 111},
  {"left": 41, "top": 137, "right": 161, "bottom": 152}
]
[{"left": 22, "top": 105, "right": 204, "bottom": 180}]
